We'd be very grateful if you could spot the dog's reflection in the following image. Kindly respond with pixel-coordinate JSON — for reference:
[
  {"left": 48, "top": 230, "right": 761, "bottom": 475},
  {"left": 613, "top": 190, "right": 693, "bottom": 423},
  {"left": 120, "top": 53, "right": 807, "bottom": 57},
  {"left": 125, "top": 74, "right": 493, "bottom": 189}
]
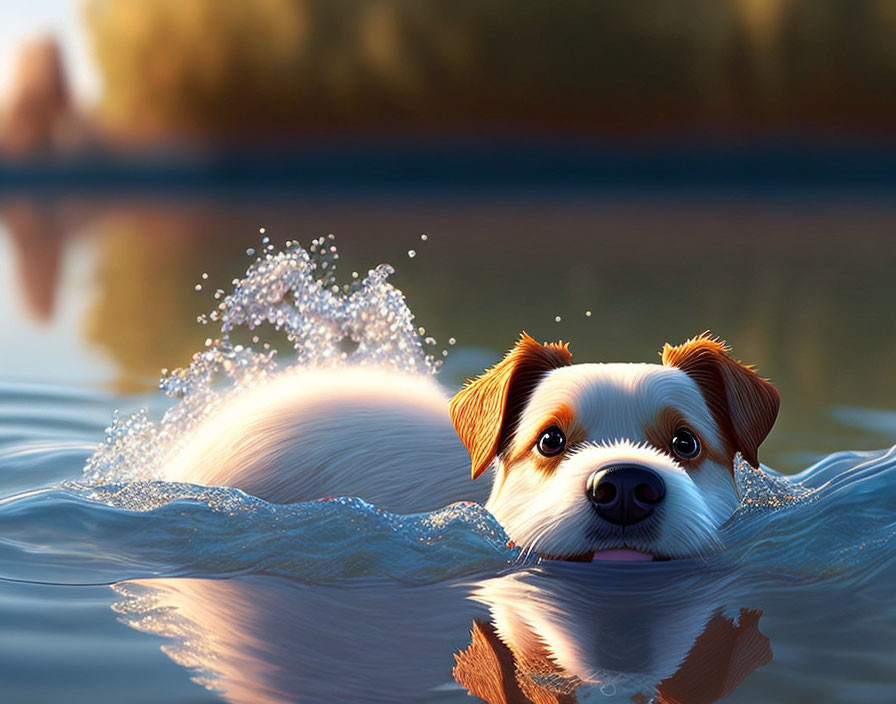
[
  {"left": 113, "top": 566, "right": 770, "bottom": 704},
  {"left": 113, "top": 575, "right": 480, "bottom": 704},
  {"left": 454, "top": 566, "right": 772, "bottom": 704}
]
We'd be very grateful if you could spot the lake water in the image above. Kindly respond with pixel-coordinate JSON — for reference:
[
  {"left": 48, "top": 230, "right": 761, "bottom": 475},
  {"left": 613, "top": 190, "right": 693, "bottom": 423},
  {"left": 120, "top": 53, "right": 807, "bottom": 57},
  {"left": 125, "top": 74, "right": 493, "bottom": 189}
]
[{"left": 2, "top": 187, "right": 896, "bottom": 702}]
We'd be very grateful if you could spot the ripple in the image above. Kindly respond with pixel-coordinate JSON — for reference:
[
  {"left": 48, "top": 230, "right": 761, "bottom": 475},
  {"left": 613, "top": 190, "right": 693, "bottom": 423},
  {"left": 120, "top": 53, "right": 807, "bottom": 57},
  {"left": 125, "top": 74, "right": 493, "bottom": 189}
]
[{"left": 0, "top": 482, "right": 517, "bottom": 586}]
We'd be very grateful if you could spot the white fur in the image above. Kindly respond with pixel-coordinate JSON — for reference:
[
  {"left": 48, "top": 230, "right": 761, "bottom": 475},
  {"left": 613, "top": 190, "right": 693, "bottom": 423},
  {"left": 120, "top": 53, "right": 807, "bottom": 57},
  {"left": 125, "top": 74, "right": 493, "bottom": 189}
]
[
  {"left": 489, "top": 364, "right": 735, "bottom": 560},
  {"left": 162, "top": 362, "right": 738, "bottom": 559},
  {"left": 489, "top": 441, "right": 723, "bottom": 561},
  {"left": 162, "top": 367, "right": 489, "bottom": 513}
]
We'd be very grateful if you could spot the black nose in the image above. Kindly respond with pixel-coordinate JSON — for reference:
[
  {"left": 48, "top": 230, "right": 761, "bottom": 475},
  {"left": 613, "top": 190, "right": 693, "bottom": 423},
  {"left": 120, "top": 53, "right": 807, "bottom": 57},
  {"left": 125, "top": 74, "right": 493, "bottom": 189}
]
[{"left": 586, "top": 465, "right": 666, "bottom": 526}]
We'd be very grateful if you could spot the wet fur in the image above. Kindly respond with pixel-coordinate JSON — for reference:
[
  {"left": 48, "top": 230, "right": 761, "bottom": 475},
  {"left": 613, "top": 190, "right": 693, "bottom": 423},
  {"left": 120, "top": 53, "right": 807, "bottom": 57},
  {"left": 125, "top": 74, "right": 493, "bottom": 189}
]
[
  {"left": 163, "top": 332, "right": 778, "bottom": 560},
  {"left": 162, "top": 368, "right": 489, "bottom": 513}
]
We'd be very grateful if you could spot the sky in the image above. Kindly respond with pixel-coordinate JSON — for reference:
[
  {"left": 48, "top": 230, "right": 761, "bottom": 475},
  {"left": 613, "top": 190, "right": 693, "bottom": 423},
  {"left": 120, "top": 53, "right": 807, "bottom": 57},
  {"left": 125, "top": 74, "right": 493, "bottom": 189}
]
[{"left": 0, "top": 0, "right": 100, "bottom": 107}]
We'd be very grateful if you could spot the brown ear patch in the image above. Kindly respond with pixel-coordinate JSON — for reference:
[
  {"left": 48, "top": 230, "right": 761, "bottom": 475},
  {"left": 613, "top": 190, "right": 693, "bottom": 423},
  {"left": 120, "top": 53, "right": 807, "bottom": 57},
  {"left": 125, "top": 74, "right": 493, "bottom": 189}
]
[
  {"left": 661, "top": 333, "right": 779, "bottom": 468},
  {"left": 450, "top": 333, "right": 572, "bottom": 479}
]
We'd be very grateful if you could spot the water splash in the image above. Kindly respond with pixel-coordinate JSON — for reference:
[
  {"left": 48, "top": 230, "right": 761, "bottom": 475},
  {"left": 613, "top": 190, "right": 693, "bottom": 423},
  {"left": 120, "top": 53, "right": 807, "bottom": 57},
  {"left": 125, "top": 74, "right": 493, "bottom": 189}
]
[
  {"left": 720, "top": 449, "right": 896, "bottom": 579},
  {"left": 71, "top": 234, "right": 896, "bottom": 590},
  {"left": 734, "top": 453, "right": 811, "bottom": 511},
  {"left": 84, "top": 237, "right": 439, "bottom": 485}
]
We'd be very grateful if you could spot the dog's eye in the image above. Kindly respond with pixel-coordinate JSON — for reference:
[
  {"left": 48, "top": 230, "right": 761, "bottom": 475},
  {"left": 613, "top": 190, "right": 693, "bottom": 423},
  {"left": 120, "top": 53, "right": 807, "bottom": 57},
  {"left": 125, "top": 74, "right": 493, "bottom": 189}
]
[
  {"left": 671, "top": 428, "right": 700, "bottom": 459},
  {"left": 536, "top": 426, "right": 567, "bottom": 457}
]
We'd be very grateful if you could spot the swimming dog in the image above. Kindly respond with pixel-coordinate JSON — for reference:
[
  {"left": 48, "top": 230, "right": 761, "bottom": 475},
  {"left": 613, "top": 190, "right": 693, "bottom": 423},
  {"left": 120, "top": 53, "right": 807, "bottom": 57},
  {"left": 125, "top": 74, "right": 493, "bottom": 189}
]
[{"left": 163, "top": 332, "right": 779, "bottom": 562}]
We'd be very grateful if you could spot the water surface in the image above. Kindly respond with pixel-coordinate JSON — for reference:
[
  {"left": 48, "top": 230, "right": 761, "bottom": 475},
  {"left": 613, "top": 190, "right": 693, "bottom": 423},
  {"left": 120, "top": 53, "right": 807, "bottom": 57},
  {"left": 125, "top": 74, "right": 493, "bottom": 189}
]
[{"left": 2, "top": 194, "right": 896, "bottom": 702}]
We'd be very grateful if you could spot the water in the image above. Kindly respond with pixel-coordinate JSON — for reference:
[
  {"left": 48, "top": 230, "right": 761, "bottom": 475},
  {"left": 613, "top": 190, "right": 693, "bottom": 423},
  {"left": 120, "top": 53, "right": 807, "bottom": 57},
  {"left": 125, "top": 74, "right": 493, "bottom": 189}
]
[{"left": 3, "top": 220, "right": 896, "bottom": 702}]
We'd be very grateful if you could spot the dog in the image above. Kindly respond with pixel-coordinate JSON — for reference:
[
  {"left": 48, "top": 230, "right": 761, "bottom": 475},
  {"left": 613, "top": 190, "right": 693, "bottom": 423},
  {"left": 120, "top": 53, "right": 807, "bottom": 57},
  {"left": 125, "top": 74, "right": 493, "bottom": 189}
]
[{"left": 163, "top": 332, "right": 779, "bottom": 562}]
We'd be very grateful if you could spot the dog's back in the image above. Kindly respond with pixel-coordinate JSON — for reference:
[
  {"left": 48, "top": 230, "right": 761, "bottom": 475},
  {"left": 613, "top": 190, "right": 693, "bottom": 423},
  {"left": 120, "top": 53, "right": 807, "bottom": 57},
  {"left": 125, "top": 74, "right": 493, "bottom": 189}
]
[{"left": 162, "top": 367, "right": 487, "bottom": 512}]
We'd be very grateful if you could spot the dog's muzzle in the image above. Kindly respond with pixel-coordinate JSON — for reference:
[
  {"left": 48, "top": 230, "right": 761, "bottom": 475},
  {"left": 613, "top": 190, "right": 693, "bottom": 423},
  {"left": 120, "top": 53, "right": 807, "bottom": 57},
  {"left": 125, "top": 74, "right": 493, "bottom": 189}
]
[{"left": 586, "top": 464, "right": 666, "bottom": 526}]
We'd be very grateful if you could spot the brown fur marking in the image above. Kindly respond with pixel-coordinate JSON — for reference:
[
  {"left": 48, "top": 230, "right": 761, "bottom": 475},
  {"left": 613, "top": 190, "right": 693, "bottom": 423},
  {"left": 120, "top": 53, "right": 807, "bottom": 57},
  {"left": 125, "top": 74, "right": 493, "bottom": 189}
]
[
  {"left": 505, "top": 403, "right": 588, "bottom": 473},
  {"left": 661, "top": 333, "right": 779, "bottom": 468},
  {"left": 644, "top": 407, "right": 734, "bottom": 474},
  {"left": 450, "top": 333, "right": 573, "bottom": 479}
]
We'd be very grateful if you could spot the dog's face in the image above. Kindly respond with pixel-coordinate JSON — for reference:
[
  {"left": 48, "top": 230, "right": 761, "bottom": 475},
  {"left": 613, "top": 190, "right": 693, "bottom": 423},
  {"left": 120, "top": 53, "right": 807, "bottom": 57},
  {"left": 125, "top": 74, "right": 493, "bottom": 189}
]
[{"left": 450, "top": 333, "right": 779, "bottom": 562}]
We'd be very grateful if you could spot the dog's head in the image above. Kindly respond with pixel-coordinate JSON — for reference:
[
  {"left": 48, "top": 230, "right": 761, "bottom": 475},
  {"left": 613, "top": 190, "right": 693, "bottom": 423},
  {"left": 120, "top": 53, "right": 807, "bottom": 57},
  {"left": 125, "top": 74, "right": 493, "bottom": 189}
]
[{"left": 449, "top": 333, "right": 779, "bottom": 561}]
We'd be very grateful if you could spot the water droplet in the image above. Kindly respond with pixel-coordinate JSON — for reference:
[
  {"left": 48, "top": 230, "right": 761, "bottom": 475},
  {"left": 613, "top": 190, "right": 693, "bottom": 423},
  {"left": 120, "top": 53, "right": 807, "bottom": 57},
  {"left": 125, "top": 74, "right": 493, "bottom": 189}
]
[
  {"left": 585, "top": 310, "right": 592, "bottom": 317},
  {"left": 408, "top": 249, "right": 416, "bottom": 258},
  {"left": 554, "top": 315, "right": 562, "bottom": 323},
  {"left": 246, "top": 248, "right": 255, "bottom": 256},
  {"left": 194, "top": 284, "right": 202, "bottom": 292},
  {"left": 201, "top": 272, "right": 208, "bottom": 280},
  {"left": 259, "top": 227, "right": 266, "bottom": 234},
  {"left": 420, "top": 234, "right": 428, "bottom": 241},
  {"left": 448, "top": 337, "right": 456, "bottom": 345},
  {"left": 84, "top": 236, "right": 439, "bottom": 486}
]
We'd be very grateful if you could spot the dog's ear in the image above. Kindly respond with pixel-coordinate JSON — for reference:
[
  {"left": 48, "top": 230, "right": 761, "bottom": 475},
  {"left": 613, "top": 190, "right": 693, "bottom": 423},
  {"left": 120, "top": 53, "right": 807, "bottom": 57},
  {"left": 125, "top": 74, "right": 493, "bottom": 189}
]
[
  {"left": 661, "top": 333, "right": 779, "bottom": 468},
  {"left": 450, "top": 333, "right": 572, "bottom": 480}
]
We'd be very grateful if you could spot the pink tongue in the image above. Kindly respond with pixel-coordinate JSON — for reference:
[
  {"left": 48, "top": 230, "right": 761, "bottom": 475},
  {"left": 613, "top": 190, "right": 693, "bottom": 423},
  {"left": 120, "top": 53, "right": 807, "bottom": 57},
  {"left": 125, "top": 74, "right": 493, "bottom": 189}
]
[{"left": 592, "top": 549, "right": 654, "bottom": 562}]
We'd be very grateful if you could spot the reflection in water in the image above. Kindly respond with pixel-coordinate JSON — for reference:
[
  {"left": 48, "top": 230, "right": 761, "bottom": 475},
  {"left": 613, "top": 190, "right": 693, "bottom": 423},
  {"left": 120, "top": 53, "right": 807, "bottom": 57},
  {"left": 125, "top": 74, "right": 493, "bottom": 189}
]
[
  {"left": 455, "top": 568, "right": 770, "bottom": 704},
  {"left": 3, "top": 197, "right": 896, "bottom": 469},
  {"left": 112, "top": 566, "right": 773, "bottom": 704},
  {"left": 92, "top": 447, "right": 896, "bottom": 703},
  {"left": 3, "top": 374, "right": 896, "bottom": 701},
  {"left": 84, "top": 208, "right": 255, "bottom": 391},
  {"left": 113, "top": 576, "right": 479, "bottom": 704},
  {"left": 112, "top": 566, "right": 772, "bottom": 704},
  {"left": 110, "top": 532, "right": 896, "bottom": 704},
  {"left": 2, "top": 199, "right": 65, "bottom": 321}
]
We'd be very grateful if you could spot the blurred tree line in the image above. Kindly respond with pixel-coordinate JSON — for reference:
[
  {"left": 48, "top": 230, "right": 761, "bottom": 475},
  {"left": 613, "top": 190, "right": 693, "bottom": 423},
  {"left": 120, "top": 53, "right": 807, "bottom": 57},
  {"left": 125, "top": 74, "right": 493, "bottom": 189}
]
[{"left": 85, "top": 0, "right": 896, "bottom": 142}]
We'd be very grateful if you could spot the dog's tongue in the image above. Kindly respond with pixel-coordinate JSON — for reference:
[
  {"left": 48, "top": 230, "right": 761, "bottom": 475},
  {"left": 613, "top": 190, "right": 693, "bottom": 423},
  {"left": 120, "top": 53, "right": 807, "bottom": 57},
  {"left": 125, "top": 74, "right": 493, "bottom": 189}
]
[{"left": 591, "top": 549, "right": 654, "bottom": 562}]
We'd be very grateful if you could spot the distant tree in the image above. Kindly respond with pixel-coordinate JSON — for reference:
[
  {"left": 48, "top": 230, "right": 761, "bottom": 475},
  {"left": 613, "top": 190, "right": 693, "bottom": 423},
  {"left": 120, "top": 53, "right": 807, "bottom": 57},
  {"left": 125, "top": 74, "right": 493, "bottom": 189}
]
[{"left": 84, "top": 0, "right": 896, "bottom": 142}]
